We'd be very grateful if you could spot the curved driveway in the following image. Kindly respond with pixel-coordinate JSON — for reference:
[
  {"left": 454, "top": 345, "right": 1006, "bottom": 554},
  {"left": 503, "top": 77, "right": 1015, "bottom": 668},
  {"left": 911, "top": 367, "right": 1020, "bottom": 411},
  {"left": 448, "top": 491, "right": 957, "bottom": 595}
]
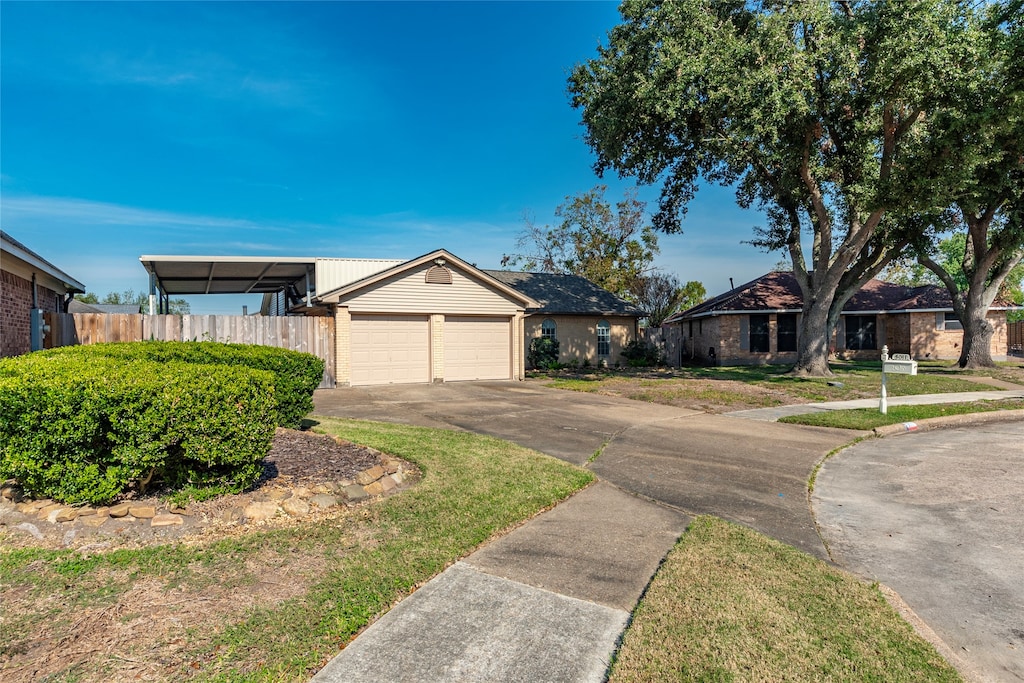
[
  {"left": 313, "top": 381, "right": 854, "bottom": 559},
  {"left": 812, "top": 421, "right": 1024, "bottom": 683}
]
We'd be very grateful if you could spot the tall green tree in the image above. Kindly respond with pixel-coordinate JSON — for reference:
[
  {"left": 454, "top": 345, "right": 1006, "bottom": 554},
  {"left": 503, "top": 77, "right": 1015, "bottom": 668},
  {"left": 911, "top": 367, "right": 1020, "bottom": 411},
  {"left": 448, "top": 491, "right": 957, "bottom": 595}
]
[
  {"left": 569, "top": 0, "right": 987, "bottom": 375},
  {"left": 914, "top": 4, "right": 1024, "bottom": 367},
  {"left": 503, "top": 186, "right": 658, "bottom": 299}
]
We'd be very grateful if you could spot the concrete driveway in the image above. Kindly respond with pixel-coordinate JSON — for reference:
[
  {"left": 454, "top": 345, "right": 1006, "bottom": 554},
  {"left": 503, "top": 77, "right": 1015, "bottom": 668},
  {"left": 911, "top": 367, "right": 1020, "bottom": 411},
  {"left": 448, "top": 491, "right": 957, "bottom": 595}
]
[
  {"left": 813, "top": 421, "right": 1024, "bottom": 683},
  {"left": 313, "top": 381, "right": 854, "bottom": 559}
]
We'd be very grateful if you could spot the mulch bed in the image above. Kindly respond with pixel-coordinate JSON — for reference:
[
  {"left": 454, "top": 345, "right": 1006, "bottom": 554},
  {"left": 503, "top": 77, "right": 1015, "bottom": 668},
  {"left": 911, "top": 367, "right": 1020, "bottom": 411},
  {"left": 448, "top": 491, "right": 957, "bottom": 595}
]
[{"left": 259, "top": 429, "right": 386, "bottom": 486}]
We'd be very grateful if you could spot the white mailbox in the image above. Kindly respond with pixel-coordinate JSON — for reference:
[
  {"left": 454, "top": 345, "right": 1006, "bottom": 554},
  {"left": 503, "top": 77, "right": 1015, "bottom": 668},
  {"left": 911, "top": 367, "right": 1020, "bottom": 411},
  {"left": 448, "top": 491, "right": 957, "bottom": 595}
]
[{"left": 883, "top": 353, "right": 917, "bottom": 375}]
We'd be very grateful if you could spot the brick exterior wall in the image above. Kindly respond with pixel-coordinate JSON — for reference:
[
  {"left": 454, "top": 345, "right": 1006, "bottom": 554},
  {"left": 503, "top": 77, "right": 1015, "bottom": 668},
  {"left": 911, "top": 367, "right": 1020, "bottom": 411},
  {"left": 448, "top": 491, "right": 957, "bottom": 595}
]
[
  {"left": 430, "top": 314, "right": 445, "bottom": 382},
  {"left": 524, "top": 314, "right": 636, "bottom": 367},
  {"left": 1, "top": 270, "right": 63, "bottom": 358},
  {"left": 671, "top": 310, "right": 1011, "bottom": 367},
  {"left": 333, "top": 306, "right": 351, "bottom": 385}
]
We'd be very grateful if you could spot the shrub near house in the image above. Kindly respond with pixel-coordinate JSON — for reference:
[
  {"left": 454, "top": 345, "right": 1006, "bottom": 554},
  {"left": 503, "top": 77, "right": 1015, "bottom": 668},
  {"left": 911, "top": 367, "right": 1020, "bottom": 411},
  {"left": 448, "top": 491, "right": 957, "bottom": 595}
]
[{"left": 0, "top": 342, "right": 322, "bottom": 505}]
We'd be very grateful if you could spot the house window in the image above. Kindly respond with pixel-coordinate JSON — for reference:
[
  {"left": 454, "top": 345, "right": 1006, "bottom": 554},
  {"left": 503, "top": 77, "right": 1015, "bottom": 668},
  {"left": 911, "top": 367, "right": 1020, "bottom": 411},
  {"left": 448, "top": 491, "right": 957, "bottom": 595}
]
[
  {"left": 777, "top": 314, "right": 798, "bottom": 352},
  {"left": 749, "top": 314, "right": 770, "bottom": 353},
  {"left": 597, "top": 320, "right": 610, "bottom": 356},
  {"left": 942, "top": 312, "right": 963, "bottom": 331},
  {"left": 541, "top": 318, "right": 557, "bottom": 340},
  {"left": 845, "top": 315, "right": 877, "bottom": 350}
]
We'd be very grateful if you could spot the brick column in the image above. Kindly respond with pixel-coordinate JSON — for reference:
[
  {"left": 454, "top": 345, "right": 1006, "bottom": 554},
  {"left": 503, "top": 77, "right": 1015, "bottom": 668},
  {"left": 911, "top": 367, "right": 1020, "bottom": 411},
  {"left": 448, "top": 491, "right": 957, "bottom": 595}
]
[
  {"left": 335, "top": 306, "right": 351, "bottom": 386},
  {"left": 431, "top": 314, "right": 444, "bottom": 382}
]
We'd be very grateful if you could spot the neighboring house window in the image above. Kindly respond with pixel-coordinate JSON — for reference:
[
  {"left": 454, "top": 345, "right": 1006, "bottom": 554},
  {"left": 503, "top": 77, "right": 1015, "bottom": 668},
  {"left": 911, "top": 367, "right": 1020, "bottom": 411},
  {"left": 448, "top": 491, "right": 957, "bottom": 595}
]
[
  {"left": 941, "top": 312, "right": 963, "bottom": 331},
  {"left": 597, "top": 320, "right": 610, "bottom": 356},
  {"left": 749, "top": 314, "right": 770, "bottom": 353},
  {"left": 542, "top": 318, "right": 557, "bottom": 340},
  {"left": 845, "top": 315, "right": 877, "bottom": 350},
  {"left": 777, "top": 314, "right": 798, "bottom": 352}
]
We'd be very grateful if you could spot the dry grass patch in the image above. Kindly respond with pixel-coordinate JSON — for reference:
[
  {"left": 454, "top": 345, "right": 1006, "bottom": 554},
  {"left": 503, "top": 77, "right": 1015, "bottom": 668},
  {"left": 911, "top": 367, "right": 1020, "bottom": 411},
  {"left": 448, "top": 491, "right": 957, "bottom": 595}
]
[{"left": 611, "top": 516, "right": 961, "bottom": 683}]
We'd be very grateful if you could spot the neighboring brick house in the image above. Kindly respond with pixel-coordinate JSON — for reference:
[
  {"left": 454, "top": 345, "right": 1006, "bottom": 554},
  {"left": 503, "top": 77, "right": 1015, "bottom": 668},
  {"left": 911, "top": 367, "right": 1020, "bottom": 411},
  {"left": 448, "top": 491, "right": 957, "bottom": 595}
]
[
  {"left": 483, "top": 270, "right": 644, "bottom": 368},
  {"left": 664, "top": 271, "right": 1014, "bottom": 366},
  {"left": 1, "top": 230, "right": 86, "bottom": 357}
]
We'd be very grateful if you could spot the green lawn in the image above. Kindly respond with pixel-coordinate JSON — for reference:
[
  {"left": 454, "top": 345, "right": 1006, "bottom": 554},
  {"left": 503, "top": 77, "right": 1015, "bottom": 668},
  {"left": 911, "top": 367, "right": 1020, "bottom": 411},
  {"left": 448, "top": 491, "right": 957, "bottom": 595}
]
[
  {"left": 780, "top": 398, "right": 1024, "bottom": 430},
  {"left": 610, "top": 516, "right": 961, "bottom": 683},
  {"left": 542, "top": 362, "right": 1010, "bottom": 411},
  {"left": 0, "top": 418, "right": 593, "bottom": 682}
]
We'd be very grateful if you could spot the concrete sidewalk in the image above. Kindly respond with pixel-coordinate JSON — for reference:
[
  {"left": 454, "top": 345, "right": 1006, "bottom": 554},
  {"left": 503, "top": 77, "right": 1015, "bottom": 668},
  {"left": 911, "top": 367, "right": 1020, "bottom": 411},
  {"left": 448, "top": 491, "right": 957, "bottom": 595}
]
[
  {"left": 311, "top": 482, "right": 689, "bottom": 683},
  {"left": 725, "top": 388, "right": 1024, "bottom": 421}
]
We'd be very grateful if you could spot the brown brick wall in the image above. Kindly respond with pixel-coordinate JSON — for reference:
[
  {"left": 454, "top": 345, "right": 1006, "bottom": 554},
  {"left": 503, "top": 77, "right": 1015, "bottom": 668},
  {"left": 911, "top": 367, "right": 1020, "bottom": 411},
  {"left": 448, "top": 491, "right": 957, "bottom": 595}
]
[
  {"left": 525, "top": 314, "right": 635, "bottom": 367},
  {"left": 1, "top": 270, "right": 63, "bottom": 357}
]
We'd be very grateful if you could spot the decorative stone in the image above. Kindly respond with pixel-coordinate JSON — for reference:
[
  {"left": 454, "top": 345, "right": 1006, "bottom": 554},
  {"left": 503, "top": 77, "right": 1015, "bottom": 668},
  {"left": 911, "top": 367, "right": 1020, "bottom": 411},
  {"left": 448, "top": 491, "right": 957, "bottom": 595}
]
[
  {"left": 356, "top": 466, "right": 385, "bottom": 486},
  {"left": 108, "top": 503, "right": 131, "bottom": 518},
  {"left": 311, "top": 484, "right": 333, "bottom": 494},
  {"left": 343, "top": 484, "right": 368, "bottom": 502},
  {"left": 309, "top": 494, "right": 338, "bottom": 509},
  {"left": 15, "top": 522, "right": 44, "bottom": 540},
  {"left": 94, "top": 507, "right": 110, "bottom": 518},
  {"left": 244, "top": 501, "right": 279, "bottom": 522},
  {"left": 151, "top": 514, "right": 184, "bottom": 527},
  {"left": 25, "top": 499, "right": 53, "bottom": 512},
  {"left": 291, "top": 486, "right": 312, "bottom": 499},
  {"left": 220, "top": 506, "right": 245, "bottom": 523},
  {"left": 391, "top": 471, "right": 405, "bottom": 485},
  {"left": 81, "top": 514, "right": 109, "bottom": 528},
  {"left": 1, "top": 485, "right": 23, "bottom": 502},
  {"left": 53, "top": 508, "right": 79, "bottom": 523},
  {"left": 382, "top": 460, "right": 399, "bottom": 475},
  {"left": 266, "top": 488, "right": 290, "bottom": 501},
  {"left": 38, "top": 503, "right": 63, "bottom": 520},
  {"left": 76, "top": 507, "right": 96, "bottom": 517},
  {"left": 282, "top": 498, "right": 310, "bottom": 517},
  {"left": 129, "top": 505, "right": 156, "bottom": 519},
  {"left": 62, "top": 529, "right": 78, "bottom": 546},
  {"left": 363, "top": 481, "right": 384, "bottom": 496},
  {"left": 169, "top": 504, "right": 189, "bottom": 515},
  {"left": 380, "top": 476, "right": 397, "bottom": 494}
]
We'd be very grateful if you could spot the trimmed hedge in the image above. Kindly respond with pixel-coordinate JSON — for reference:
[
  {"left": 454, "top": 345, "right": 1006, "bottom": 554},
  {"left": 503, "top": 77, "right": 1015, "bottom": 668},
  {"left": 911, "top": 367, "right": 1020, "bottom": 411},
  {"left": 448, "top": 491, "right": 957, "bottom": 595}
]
[
  {"left": 0, "top": 353, "right": 277, "bottom": 505},
  {"left": 40, "top": 341, "right": 324, "bottom": 428}
]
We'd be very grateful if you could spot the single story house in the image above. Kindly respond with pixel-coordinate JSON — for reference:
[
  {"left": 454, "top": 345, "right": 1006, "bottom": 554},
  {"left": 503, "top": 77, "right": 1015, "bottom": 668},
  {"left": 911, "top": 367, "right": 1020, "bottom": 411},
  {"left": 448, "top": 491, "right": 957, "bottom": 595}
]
[
  {"left": 141, "top": 249, "right": 643, "bottom": 386},
  {"left": 67, "top": 301, "right": 142, "bottom": 314},
  {"left": 1, "top": 230, "right": 85, "bottom": 357},
  {"left": 482, "top": 270, "right": 643, "bottom": 367},
  {"left": 663, "top": 271, "right": 1014, "bottom": 366}
]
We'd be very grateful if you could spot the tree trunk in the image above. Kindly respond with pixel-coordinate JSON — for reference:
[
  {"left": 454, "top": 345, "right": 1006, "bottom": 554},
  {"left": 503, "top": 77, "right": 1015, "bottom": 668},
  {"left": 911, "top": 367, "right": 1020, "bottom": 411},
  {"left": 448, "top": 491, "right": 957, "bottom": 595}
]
[
  {"left": 958, "top": 301, "right": 996, "bottom": 368},
  {"left": 790, "top": 300, "right": 834, "bottom": 376}
]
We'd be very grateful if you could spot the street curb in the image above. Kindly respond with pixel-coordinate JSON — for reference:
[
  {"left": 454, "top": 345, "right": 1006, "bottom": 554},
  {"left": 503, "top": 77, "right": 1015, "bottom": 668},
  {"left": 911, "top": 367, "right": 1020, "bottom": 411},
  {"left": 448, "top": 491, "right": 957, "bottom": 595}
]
[{"left": 872, "top": 409, "right": 1024, "bottom": 438}]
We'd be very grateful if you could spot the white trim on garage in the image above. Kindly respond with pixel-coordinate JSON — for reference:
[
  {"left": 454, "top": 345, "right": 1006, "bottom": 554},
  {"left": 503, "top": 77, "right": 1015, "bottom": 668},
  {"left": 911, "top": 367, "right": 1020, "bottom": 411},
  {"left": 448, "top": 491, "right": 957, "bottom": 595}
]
[{"left": 444, "top": 316, "right": 512, "bottom": 381}]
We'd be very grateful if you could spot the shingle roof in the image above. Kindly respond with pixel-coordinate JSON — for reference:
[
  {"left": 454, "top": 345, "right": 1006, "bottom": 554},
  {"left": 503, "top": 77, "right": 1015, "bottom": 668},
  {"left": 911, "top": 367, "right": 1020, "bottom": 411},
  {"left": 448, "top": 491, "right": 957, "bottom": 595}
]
[
  {"left": 67, "top": 300, "right": 142, "bottom": 314},
  {"left": 482, "top": 270, "right": 644, "bottom": 316},
  {"left": 665, "top": 271, "right": 965, "bottom": 323}
]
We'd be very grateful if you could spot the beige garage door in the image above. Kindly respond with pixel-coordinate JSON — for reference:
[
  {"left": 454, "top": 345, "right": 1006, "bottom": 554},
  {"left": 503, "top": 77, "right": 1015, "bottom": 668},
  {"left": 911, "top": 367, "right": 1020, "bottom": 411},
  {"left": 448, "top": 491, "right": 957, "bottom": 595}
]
[
  {"left": 444, "top": 316, "right": 511, "bottom": 381},
  {"left": 350, "top": 315, "right": 430, "bottom": 386}
]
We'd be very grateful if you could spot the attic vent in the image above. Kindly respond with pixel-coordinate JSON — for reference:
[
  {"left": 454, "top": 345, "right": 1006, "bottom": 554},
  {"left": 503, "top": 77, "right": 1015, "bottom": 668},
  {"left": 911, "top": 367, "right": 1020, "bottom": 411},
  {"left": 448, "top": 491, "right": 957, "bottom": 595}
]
[{"left": 425, "top": 265, "right": 453, "bottom": 284}]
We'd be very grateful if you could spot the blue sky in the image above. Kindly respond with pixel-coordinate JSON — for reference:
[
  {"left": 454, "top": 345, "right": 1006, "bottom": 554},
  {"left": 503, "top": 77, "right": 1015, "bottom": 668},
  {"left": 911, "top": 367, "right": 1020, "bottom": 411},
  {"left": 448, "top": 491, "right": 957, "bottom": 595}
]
[{"left": 2, "top": 1, "right": 778, "bottom": 314}]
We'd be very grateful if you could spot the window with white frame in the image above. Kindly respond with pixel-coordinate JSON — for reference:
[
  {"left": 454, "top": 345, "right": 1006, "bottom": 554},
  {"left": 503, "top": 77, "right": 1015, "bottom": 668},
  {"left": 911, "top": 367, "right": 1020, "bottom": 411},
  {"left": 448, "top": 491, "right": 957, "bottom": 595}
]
[
  {"left": 541, "top": 318, "right": 557, "bottom": 340},
  {"left": 597, "top": 320, "right": 610, "bottom": 356}
]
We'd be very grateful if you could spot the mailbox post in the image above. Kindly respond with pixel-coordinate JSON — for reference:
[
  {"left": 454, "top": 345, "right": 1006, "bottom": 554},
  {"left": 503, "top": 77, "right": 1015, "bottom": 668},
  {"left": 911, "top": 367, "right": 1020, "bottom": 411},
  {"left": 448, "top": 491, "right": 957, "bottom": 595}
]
[{"left": 879, "top": 345, "right": 918, "bottom": 414}]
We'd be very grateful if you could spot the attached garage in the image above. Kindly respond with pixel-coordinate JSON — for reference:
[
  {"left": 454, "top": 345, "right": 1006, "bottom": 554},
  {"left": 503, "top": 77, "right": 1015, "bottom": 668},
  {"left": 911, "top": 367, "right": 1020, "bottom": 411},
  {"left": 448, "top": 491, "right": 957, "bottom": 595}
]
[
  {"left": 444, "top": 316, "right": 511, "bottom": 381},
  {"left": 349, "top": 315, "right": 430, "bottom": 386},
  {"left": 319, "top": 250, "right": 538, "bottom": 386}
]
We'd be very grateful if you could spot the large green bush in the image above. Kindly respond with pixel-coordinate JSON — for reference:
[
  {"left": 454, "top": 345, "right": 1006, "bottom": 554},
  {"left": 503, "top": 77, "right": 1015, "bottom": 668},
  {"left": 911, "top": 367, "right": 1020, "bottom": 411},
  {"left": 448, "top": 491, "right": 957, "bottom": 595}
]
[
  {"left": 528, "top": 337, "right": 560, "bottom": 369},
  {"left": 40, "top": 341, "right": 324, "bottom": 428},
  {"left": 0, "top": 353, "right": 276, "bottom": 505}
]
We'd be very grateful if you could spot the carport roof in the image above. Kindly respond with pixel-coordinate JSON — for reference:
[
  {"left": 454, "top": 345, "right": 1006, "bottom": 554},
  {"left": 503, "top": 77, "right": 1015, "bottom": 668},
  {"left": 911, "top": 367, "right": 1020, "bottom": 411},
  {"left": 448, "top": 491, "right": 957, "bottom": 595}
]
[{"left": 139, "top": 255, "right": 316, "bottom": 295}]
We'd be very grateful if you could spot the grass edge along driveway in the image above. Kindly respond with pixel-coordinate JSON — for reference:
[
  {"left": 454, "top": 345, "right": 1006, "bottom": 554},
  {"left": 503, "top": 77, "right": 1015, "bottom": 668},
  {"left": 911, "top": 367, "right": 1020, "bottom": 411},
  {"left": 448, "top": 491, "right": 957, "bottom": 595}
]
[{"left": 609, "top": 516, "right": 961, "bottom": 683}]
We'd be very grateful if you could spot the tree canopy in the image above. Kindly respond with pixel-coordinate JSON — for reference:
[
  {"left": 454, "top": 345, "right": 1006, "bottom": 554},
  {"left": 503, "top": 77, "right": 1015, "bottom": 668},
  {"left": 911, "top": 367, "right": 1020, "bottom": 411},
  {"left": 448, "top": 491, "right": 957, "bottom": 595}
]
[
  {"left": 77, "top": 289, "right": 191, "bottom": 315},
  {"left": 570, "top": 0, "right": 995, "bottom": 375},
  {"left": 503, "top": 186, "right": 659, "bottom": 299}
]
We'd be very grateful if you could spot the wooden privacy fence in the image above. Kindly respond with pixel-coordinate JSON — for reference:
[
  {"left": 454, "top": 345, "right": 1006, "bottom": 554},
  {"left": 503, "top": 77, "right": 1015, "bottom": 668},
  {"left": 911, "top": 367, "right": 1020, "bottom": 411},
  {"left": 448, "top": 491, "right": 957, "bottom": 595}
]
[{"left": 44, "top": 313, "right": 337, "bottom": 388}]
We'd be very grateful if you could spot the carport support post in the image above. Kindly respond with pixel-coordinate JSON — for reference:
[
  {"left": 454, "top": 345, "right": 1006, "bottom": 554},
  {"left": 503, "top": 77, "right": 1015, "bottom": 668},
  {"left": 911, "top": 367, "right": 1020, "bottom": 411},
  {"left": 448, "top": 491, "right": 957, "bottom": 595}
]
[{"left": 879, "top": 345, "right": 888, "bottom": 415}]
